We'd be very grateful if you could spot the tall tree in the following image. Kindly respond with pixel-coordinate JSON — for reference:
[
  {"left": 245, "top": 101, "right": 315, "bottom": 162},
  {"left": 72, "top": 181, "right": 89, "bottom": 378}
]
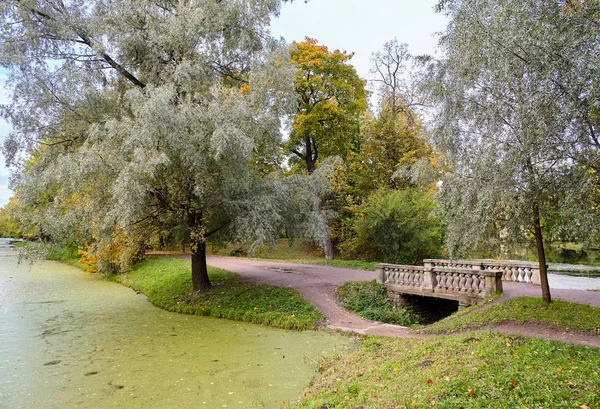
[
  {"left": 0, "top": 0, "right": 297, "bottom": 291},
  {"left": 370, "top": 38, "right": 425, "bottom": 119},
  {"left": 287, "top": 38, "right": 367, "bottom": 259},
  {"left": 430, "top": 0, "right": 600, "bottom": 302}
]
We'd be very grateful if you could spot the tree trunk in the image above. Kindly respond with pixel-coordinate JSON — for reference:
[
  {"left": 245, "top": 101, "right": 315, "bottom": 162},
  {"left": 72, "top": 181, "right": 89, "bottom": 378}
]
[
  {"left": 312, "top": 189, "right": 335, "bottom": 260},
  {"left": 191, "top": 240, "right": 211, "bottom": 292},
  {"left": 306, "top": 151, "right": 333, "bottom": 260},
  {"left": 305, "top": 137, "right": 334, "bottom": 260},
  {"left": 533, "top": 203, "right": 551, "bottom": 303}
]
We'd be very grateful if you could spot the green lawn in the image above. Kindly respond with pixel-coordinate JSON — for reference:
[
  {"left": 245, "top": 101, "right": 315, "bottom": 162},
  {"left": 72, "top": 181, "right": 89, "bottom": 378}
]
[
  {"left": 209, "top": 239, "right": 378, "bottom": 271},
  {"left": 421, "top": 296, "right": 600, "bottom": 335},
  {"left": 111, "top": 257, "right": 325, "bottom": 330},
  {"left": 284, "top": 333, "right": 600, "bottom": 409}
]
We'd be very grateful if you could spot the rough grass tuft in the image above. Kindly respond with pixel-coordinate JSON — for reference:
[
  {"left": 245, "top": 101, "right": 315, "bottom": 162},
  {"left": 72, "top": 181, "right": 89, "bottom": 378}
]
[{"left": 111, "top": 257, "right": 324, "bottom": 330}]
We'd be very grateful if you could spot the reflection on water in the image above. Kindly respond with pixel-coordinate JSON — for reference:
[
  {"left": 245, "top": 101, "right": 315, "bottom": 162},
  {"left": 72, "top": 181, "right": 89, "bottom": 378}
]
[{"left": 0, "top": 245, "right": 354, "bottom": 409}]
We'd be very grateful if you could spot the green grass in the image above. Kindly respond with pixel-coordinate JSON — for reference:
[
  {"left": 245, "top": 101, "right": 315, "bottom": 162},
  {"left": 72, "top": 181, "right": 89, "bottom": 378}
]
[
  {"left": 209, "top": 239, "right": 378, "bottom": 271},
  {"left": 112, "top": 257, "right": 325, "bottom": 330},
  {"left": 259, "top": 258, "right": 377, "bottom": 271},
  {"left": 284, "top": 333, "right": 600, "bottom": 409},
  {"left": 421, "top": 297, "right": 600, "bottom": 335},
  {"left": 209, "top": 239, "right": 324, "bottom": 260},
  {"left": 336, "top": 280, "right": 417, "bottom": 326}
]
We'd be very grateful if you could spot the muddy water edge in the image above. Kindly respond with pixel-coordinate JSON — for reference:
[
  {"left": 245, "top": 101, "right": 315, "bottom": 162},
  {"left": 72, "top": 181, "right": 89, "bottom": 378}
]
[{"left": 0, "top": 245, "right": 355, "bottom": 409}]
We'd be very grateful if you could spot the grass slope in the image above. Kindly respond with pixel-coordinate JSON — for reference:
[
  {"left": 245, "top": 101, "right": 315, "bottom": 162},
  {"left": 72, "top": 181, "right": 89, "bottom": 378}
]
[
  {"left": 112, "top": 257, "right": 324, "bottom": 330},
  {"left": 284, "top": 333, "right": 600, "bottom": 409},
  {"left": 336, "top": 280, "right": 417, "bottom": 326},
  {"left": 422, "top": 297, "right": 600, "bottom": 335}
]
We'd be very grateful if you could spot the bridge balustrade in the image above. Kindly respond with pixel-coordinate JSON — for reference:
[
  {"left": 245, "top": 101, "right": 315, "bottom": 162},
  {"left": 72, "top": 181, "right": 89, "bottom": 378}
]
[{"left": 376, "top": 259, "right": 540, "bottom": 308}]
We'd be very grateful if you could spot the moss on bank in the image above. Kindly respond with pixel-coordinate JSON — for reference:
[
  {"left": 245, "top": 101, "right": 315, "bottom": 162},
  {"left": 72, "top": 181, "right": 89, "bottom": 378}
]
[{"left": 111, "top": 257, "right": 324, "bottom": 330}]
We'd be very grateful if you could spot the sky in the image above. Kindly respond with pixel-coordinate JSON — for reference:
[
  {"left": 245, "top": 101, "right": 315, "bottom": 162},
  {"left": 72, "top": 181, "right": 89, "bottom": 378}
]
[{"left": 0, "top": 0, "right": 447, "bottom": 208}]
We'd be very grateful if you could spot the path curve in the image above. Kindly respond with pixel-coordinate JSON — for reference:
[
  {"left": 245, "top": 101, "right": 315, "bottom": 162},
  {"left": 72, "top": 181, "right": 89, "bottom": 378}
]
[
  {"left": 152, "top": 254, "right": 600, "bottom": 344},
  {"left": 205, "top": 256, "right": 419, "bottom": 338},
  {"left": 205, "top": 257, "right": 599, "bottom": 341}
]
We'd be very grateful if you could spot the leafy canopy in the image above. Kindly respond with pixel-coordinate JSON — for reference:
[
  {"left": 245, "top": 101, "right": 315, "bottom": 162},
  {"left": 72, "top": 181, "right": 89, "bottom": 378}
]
[
  {"left": 0, "top": 0, "right": 299, "bottom": 284},
  {"left": 287, "top": 37, "right": 367, "bottom": 173}
]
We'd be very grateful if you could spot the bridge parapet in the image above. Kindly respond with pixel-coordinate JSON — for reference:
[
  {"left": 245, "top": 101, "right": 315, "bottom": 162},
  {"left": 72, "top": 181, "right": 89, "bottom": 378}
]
[
  {"left": 424, "top": 259, "right": 540, "bottom": 285},
  {"left": 376, "top": 260, "right": 506, "bottom": 308}
]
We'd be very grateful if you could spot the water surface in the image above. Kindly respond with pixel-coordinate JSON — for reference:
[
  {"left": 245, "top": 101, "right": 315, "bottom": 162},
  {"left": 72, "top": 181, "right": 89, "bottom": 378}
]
[{"left": 0, "top": 246, "right": 354, "bottom": 409}]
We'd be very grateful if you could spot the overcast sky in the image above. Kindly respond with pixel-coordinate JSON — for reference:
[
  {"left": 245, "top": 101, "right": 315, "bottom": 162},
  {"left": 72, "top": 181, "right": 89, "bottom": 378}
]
[{"left": 0, "top": 0, "right": 447, "bottom": 207}]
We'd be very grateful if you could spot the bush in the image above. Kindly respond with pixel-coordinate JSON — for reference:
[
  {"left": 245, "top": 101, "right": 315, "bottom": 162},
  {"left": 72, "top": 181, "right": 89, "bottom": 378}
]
[{"left": 340, "top": 188, "right": 444, "bottom": 264}]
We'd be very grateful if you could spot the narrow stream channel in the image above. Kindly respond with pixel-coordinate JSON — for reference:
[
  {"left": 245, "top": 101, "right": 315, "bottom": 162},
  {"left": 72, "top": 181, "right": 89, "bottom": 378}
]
[{"left": 0, "top": 245, "right": 355, "bottom": 409}]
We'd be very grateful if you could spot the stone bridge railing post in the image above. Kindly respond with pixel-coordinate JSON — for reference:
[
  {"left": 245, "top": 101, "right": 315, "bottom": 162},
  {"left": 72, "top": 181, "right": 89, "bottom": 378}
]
[
  {"left": 483, "top": 270, "right": 503, "bottom": 297},
  {"left": 375, "top": 265, "right": 385, "bottom": 284},
  {"left": 423, "top": 260, "right": 434, "bottom": 293}
]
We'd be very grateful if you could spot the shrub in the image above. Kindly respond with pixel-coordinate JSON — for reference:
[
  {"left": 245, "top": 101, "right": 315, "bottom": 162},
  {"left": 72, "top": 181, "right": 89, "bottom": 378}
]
[{"left": 340, "top": 188, "right": 444, "bottom": 264}]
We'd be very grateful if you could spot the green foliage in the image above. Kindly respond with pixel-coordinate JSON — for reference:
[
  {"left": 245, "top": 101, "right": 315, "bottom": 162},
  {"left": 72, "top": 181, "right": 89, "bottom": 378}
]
[
  {"left": 284, "top": 333, "right": 600, "bottom": 409},
  {"left": 43, "top": 243, "right": 79, "bottom": 262},
  {"left": 422, "top": 297, "right": 600, "bottom": 335},
  {"left": 113, "top": 258, "right": 324, "bottom": 330},
  {"left": 347, "top": 104, "right": 432, "bottom": 196},
  {"left": 287, "top": 38, "right": 368, "bottom": 173},
  {"left": 336, "top": 280, "right": 417, "bottom": 326},
  {"left": 340, "top": 188, "right": 444, "bottom": 264},
  {"left": 429, "top": 0, "right": 600, "bottom": 258},
  {"left": 1, "top": 0, "right": 299, "bottom": 290},
  {"left": 0, "top": 198, "right": 23, "bottom": 238}
]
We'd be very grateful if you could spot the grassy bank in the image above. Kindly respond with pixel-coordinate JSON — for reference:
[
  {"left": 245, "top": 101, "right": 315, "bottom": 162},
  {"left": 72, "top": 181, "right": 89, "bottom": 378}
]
[
  {"left": 422, "top": 297, "right": 600, "bottom": 335},
  {"left": 336, "top": 280, "right": 417, "bottom": 326},
  {"left": 111, "top": 258, "right": 324, "bottom": 330},
  {"left": 284, "top": 333, "right": 600, "bottom": 409}
]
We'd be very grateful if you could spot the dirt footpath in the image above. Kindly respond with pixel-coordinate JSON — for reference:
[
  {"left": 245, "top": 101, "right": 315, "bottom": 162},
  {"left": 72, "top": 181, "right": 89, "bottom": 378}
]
[
  {"left": 205, "top": 257, "right": 600, "bottom": 344},
  {"left": 206, "top": 256, "right": 417, "bottom": 337}
]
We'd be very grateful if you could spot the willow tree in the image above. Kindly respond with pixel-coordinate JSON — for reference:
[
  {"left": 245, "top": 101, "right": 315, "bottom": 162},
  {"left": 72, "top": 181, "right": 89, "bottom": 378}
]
[
  {"left": 0, "top": 0, "right": 297, "bottom": 291},
  {"left": 287, "top": 38, "right": 367, "bottom": 259},
  {"left": 430, "top": 0, "right": 600, "bottom": 302}
]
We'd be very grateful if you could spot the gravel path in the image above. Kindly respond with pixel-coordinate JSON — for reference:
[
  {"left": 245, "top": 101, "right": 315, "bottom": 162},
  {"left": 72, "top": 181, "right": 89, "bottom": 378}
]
[{"left": 204, "top": 257, "right": 600, "bottom": 343}]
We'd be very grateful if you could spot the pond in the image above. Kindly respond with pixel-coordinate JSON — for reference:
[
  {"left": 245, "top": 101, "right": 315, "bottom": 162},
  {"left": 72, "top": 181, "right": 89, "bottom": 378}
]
[{"left": 0, "top": 244, "right": 354, "bottom": 409}]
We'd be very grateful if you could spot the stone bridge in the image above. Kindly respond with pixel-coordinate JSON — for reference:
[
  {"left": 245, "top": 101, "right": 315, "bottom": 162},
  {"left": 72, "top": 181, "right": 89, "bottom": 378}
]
[{"left": 376, "top": 259, "right": 541, "bottom": 308}]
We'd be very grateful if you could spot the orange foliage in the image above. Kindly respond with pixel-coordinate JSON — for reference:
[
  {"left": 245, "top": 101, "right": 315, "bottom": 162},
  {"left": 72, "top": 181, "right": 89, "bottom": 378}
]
[{"left": 78, "top": 228, "right": 128, "bottom": 274}]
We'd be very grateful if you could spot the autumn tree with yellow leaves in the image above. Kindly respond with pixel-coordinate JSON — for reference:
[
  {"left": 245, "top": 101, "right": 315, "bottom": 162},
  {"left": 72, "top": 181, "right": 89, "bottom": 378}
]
[{"left": 287, "top": 38, "right": 368, "bottom": 260}]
